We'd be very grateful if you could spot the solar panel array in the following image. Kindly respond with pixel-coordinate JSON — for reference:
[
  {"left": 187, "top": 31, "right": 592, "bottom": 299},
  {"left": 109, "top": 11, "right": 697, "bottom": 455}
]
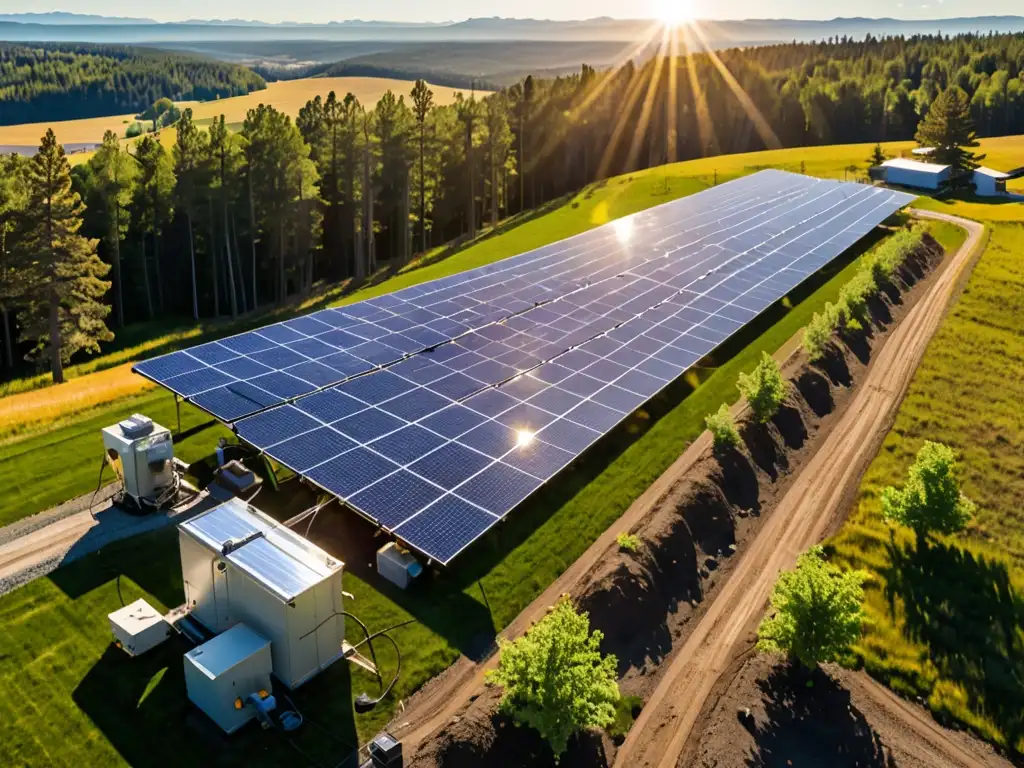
[{"left": 136, "top": 170, "right": 914, "bottom": 564}]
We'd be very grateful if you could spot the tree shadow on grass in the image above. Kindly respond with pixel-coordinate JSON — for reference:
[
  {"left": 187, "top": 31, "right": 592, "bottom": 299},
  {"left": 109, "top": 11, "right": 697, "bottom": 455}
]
[
  {"left": 884, "top": 538, "right": 1024, "bottom": 750},
  {"left": 745, "top": 664, "right": 892, "bottom": 767}
]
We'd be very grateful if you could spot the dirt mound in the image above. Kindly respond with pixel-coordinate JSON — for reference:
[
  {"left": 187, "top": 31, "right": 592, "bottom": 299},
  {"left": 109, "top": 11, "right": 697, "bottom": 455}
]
[{"left": 410, "top": 687, "right": 610, "bottom": 768}]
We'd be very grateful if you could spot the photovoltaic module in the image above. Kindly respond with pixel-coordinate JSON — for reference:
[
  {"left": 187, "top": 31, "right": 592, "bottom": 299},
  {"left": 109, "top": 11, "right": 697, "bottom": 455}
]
[{"left": 135, "top": 170, "right": 914, "bottom": 563}]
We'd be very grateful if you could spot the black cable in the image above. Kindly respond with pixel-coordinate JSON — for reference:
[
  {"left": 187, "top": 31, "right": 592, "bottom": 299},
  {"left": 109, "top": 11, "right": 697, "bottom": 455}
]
[
  {"left": 88, "top": 457, "right": 108, "bottom": 520},
  {"left": 299, "top": 611, "right": 380, "bottom": 685},
  {"left": 116, "top": 573, "right": 126, "bottom": 608}
]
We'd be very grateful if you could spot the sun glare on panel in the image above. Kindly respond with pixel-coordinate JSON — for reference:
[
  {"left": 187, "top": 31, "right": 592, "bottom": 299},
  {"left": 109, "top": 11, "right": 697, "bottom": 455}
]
[
  {"left": 653, "top": 0, "right": 694, "bottom": 27},
  {"left": 516, "top": 430, "right": 535, "bottom": 448},
  {"left": 613, "top": 216, "right": 635, "bottom": 244}
]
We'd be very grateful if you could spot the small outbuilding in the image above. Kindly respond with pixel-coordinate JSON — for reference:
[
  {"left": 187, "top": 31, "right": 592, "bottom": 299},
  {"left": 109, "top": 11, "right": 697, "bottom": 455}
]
[
  {"left": 973, "top": 166, "right": 1009, "bottom": 197},
  {"left": 879, "top": 158, "right": 952, "bottom": 190},
  {"left": 178, "top": 498, "right": 346, "bottom": 689}
]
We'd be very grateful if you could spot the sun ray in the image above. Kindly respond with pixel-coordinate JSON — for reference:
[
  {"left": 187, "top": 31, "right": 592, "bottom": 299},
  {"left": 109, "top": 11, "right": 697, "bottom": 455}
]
[
  {"left": 689, "top": 22, "right": 783, "bottom": 150},
  {"left": 625, "top": 25, "right": 672, "bottom": 172},
  {"left": 680, "top": 22, "right": 718, "bottom": 156}
]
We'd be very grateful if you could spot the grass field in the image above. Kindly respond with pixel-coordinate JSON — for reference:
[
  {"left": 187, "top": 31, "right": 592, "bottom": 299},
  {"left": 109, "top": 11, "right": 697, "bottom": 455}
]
[
  {"left": 829, "top": 201, "right": 1024, "bottom": 752},
  {"left": 0, "top": 76, "right": 471, "bottom": 153}
]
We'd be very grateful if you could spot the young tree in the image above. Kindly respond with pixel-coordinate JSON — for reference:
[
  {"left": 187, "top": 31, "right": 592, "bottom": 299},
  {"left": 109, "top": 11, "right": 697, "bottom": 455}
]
[
  {"left": 915, "top": 85, "right": 984, "bottom": 172},
  {"left": 87, "top": 131, "right": 137, "bottom": 329},
  {"left": 705, "top": 404, "right": 740, "bottom": 452},
  {"left": 410, "top": 79, "right": 435, "bottom": 253},
  {"left": 881, "top": 441, "right": 976, "bottom": 542},
  {"left": 16, "top": 129, "right": 112, "bottom": 383},
  {"left": 757, "top": 546, "right": 867, "bottom": 670},
  {"left": 737, "top": 351, "right": 789, "bottom": 423},
  {"left": 487, "top": 596, "right": 620, "bottom": 760},
  {"left": 867, "top": 142, "right": 888, "bottom": 166},
  {"left": 173, "top": 108, "right": 209, "bottom": 320}
]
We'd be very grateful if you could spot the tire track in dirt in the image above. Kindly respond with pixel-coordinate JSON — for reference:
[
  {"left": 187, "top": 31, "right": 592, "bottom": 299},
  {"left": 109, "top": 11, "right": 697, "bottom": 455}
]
[{"left": 612, "top": 210, "right": 984, "bottom": 768}]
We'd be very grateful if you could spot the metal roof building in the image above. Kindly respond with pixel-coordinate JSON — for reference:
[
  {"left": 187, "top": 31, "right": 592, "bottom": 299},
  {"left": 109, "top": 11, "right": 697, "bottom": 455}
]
[
  {"left": 973, "top": 166, "right": 1009, "bottom": 197},
  {"left": 880, "top": 158, "right": 952, "bottom": 190},
  {"left": 179, "top": 498, "right": 346, "bottom": 689}
]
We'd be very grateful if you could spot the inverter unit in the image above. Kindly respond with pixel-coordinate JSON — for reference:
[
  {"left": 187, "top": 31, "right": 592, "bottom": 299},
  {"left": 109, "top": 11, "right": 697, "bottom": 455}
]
[{"left": 101, "top": 414, "right": 174, "bottom": 507}]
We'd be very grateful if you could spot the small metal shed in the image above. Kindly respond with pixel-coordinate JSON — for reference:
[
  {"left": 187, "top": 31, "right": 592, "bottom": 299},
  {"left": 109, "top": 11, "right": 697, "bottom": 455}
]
[
  {"left": 178, "top": 498, "right": 345, "bottom": 689},
  {"left": 973, "top": 167, "right": 1009, "bottom": 196},
  {"left": 881, "top": 158, "right": 952, "bottom": 190}
]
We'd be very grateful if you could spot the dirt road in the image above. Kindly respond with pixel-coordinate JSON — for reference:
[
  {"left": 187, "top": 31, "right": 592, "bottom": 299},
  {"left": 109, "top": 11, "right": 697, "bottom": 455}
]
[{"left": 612, "top": 209, "right": 985, "bottom": 767}]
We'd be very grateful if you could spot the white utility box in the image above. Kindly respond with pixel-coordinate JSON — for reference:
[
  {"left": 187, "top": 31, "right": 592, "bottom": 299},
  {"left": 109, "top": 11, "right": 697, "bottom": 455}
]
[
  {"left": 101, "top": 414, "right": 174, "bottom": 506},
  {"left": 377, "top": 542, "right": 423, "bottom": 589},
  {"left": 184, "top": 623, "right": 273, "bottom": 734},
  {"left": 178, "top": 498, "right": 346, "bottom": 689},
  {"left": 108, "top": 598, "right": 171, "bottom": 656}
]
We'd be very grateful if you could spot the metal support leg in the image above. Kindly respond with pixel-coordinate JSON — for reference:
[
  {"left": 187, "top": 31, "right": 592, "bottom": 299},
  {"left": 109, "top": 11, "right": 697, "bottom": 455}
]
[{"left": 175, "top": 394, "right": 181, "bottom": 435}]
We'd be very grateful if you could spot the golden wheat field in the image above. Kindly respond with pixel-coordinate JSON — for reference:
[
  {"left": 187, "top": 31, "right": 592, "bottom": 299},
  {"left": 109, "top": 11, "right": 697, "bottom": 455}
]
[{"left": 0, "top": 76, "right": 474, "bottom": 152}]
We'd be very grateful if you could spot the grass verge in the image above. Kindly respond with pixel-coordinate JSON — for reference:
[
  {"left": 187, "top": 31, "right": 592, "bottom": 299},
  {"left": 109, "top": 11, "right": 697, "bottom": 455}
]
[{"left": 828, "top": 220, "right": 1024, "bottom": 753}]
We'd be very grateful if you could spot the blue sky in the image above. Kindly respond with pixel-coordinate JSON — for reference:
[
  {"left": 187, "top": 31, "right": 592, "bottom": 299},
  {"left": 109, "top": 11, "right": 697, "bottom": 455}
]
[{"left": 3, "top": 0, "right": 1021, "bottom": 23}]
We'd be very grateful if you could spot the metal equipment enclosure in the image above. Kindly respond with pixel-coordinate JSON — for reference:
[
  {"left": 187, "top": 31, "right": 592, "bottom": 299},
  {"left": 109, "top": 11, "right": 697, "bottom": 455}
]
[
  {"left": 183, "top": 623, "right": 273, "bottom": 734},
  {"left": 880, "top": 158, "right": 952, "bottom": 190},
  {"left": 178, "top": 498, "right": 345, "bottom": 689}
]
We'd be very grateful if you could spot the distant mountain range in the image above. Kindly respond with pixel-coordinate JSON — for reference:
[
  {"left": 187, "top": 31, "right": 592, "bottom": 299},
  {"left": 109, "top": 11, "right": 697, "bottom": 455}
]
[{"left": 1, "top": 13, "right": 1023, "bottom": 44}]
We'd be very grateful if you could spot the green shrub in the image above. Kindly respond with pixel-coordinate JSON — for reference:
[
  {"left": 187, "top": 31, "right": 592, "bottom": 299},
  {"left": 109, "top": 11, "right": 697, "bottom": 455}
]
[
  {"left": 880, "top": 440, "right": 975, "bottom": 541},
  {"left": 803, "top": 304, "right": 836, "bottom": 360},
  {"left": 737, "top": 352, "right": 788, "bottom": 423},
  {"left": 757, "top": 545, "right": 867, "bottom": 669},
  {"left": 705, "top": 403, "right": 740, "bottom": 451},
  {"left": 124, "top": 121, "right": 143, "bottom": 138},
  {"left": 487, "top": 596, "right": 620, "bottom": 760},
  {"left": 616, "top": 532, "right": 642, "bottom": 552}
]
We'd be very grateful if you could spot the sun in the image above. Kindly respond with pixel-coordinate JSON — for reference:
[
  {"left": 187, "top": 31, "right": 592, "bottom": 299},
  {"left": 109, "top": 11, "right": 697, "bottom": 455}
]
[{"left": 653, "top": 0, "right": 694, "bottom": 26}]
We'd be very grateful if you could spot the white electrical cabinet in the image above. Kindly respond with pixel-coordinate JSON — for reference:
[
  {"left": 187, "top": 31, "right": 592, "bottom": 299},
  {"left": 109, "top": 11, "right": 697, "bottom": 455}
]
[
  {"left": 377, "top": 542, "right": 423, "bottom": 589},
  {"left": 108, "top": 598, "right": 171, "bottom": 656},
  {"left": 183, "top": 623, "right": 273, "bottom": 734},
  {"left": 101, "top": 414, "right": 174, "bottom": 505},
  {"left": 178, "top": 498, "right": 346, "bottom": 689}
]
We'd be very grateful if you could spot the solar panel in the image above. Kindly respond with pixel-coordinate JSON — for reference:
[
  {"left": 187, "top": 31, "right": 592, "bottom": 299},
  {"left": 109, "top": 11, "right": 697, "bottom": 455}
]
[{"left": 140, "top": 170, "right": 914, "bottom": 564}]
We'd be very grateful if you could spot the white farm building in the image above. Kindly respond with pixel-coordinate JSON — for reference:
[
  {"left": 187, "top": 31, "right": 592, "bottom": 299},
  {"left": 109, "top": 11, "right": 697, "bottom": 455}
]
[
  {"left": 879, "top": 158, "right": 952, "bottom": 190},
  {"left": 973, "top": 167, "right": 1009, "bottom": 196}
]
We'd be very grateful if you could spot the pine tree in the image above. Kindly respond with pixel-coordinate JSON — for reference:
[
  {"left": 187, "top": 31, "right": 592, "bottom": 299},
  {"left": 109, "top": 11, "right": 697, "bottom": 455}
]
[
  {"left": 0, "top": 153, "right": 27, "bottom": 369},
  {"left": 132, "top": 135, "right": 175, "bottom": 319},
  {"left": 411, "top": 79, "right": 435, "bottom": 254},
  {"left": 173, "top": 108, "right": 209, "bottom": 321},
  {"left": 16, "top": 129, "right": 112, "bottom": 383},
  {"left": 87, "top": 131, "right": 137, "bottom": 329},
  {"left": 867, "top": 142, "right": 887, "bottom": 166},
  {"left": 915, "top": 86, "right": 985, "bottom": 172}
]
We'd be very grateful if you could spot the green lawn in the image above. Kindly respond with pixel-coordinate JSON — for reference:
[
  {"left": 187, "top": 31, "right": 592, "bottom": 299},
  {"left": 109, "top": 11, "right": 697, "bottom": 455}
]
[{"left": 828, "top": 215, "right": 1024, "bottom": 753}]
